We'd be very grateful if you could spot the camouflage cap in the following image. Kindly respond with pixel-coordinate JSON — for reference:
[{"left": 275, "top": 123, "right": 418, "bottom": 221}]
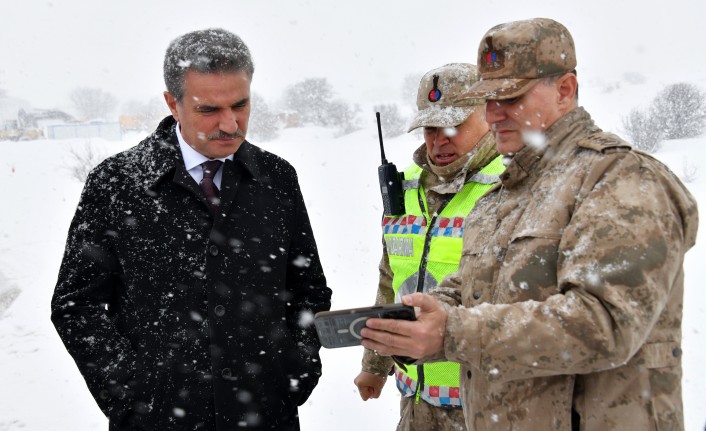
[
  {"left": 407, "top": 63, "right": 484, "bottom": 132},
  {"left": 464, "top": 18, "right": 576, "bottom": 100}
]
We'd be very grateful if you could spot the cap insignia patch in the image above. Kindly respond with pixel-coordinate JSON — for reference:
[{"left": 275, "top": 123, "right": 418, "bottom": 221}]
[
  {"left": 428, "top": 74, "right": 442, "bottom": 102},
  {"left": 482, "top": 36, "right": 504, "bottom": 71}
]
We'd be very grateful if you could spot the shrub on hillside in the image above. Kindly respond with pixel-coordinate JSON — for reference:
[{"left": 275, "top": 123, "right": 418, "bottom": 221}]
[
  {"left": 282, "top": 78, "right": 335, "bottom": 127},
  {"left": 621, "top": 82, "right": 706, "bottom": 153},
  {"left": 248, "top": 93, "right": 280, "bottom": 142},
  {"left": 66, "top": 141, "right": 106, "bottom": 183},
  {"left": 651, "top": 82, "right": 706, "bottom": 140},
  {"left": 70, "top": 87, "right": 117, "bottom": 121},
  {"left": 401, "top": 72, "right": 424, "bottom": 109},
  {"left": 327, "top": 99, "right": 361, "bottom": 137},
  {"left": 621, "top": 107, "right": 664, "bottom": 153},
  {"left": 374, "top": 104, "right": 406, "bottom": 138}
]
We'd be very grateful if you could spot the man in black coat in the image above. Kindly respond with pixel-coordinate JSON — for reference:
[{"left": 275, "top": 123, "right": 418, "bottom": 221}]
[{"left": 51, "top": 28, "right": 331, "bottom": 430}]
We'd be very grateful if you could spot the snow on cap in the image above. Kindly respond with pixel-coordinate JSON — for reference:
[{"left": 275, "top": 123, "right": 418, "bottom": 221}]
[
  {"left": 407, "top": 63, "right": 484, "bottom": 133},
  {"left": 463, "top": 18, "right": 577, "bottom": 100}
]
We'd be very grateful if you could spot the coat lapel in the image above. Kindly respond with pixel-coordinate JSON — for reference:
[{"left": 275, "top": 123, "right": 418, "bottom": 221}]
[
  {"left": 214, "top": 141, "right": 261, "bottom": 224},
  {"left": 216, "top": 159, "right": 242, "bottom": 220},
  {"left": 172, "top": 162, "right": 214, "bottom": 215}
]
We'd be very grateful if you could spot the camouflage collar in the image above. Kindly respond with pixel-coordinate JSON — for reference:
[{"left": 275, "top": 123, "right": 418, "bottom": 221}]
[
  {"left": 412, "top": 131, "right": 498, "bottom": 194},
  {"left": 500, "top": 107, "right": 593, "bottom": 187}
]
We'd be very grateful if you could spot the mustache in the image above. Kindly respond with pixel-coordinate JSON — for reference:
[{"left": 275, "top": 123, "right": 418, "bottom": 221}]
[
  {"left": 490, "top": 121, "right": 516, "bottom": 132},
  {"left": 208, "top": 130, "right": 245, "bottom": 140}
]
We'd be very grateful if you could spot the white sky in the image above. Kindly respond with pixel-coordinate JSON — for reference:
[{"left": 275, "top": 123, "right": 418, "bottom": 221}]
[{"left": 1, "top": 0, "right": 705, "bottom": 114}]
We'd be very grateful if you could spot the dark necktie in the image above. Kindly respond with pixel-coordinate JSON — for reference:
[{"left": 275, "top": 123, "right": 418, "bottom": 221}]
[{"left": 200, "top": 160, "right": 223, "bottom": 214}]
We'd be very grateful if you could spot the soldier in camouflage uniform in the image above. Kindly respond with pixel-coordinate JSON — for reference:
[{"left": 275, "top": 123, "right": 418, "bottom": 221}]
[
  {"left": 354, "top": 64, "right": 503, "bottom": 430},
  {"left": 360, "top": 18, "right": 698, "bottom": 431}
]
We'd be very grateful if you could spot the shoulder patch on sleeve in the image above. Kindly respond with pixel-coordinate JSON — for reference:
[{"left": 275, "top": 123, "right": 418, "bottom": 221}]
[{"left": 577, "top": 132, "right": 632, "bottom": 154}]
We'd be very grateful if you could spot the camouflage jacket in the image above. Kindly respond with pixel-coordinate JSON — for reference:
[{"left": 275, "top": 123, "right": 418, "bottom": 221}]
[{"left": 432, "top": 108, "right": 698, "bottom": 431}]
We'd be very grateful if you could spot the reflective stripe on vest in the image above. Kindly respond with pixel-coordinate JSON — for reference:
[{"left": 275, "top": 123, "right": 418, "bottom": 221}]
[
  {"left": 395, "top": 368, "right": 462, "bottom": 407},
  {"left": 383, "top": 155, "right": 505, "bottom": 407}
]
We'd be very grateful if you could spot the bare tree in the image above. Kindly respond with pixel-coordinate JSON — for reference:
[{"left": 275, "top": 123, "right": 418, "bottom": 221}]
[
  {"left": 374, "top": 104, "right": 406, "bottom": 138},
  {"left": 66, "top": 141, "right": 106, "bottom": 182},
  {"left": 71, "top": 87, "right": 118, "bottom": 121},
  {"left": 681, "top": 156, "right": 698, "bottom": 183},
  {"left": 248, "top": 92, "right": 280, "bottom": 142},
  {"left": 621, "top": 107, "right": 663, "bottom": 153},
  {"left": 282, "top": 78, "right": 335, "bottom": 126},
  {"left": 328, "top": 99, "right": 361, "bottom": 137},
  {"left": 400, "top": 72, "right": 423, "bottom": 108},
  {"left": 121, "top": 97, "right": 169, "bottom": 131},
  {"left": 650, "top": 82, "right": 706, "bottom": 140}
]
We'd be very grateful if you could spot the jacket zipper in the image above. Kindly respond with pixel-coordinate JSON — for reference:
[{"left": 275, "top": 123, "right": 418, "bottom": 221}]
[{"left": 414, "top": 189, "right": 450, "bottom": 404}]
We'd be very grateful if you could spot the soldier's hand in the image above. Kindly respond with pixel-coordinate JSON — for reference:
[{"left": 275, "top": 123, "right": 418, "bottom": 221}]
[
  {"left": 361, "top": 293, "right": 446, "bottom": 359},
  {"left": 353, "top": 371, "right": 386, "bottom": 400}
]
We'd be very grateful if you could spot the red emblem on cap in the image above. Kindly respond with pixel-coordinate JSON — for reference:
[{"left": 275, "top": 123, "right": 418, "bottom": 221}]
[
  {"left": 428, "top": 75, "right": 442, "bottom": 102},
  {"left": 481, "top": 37, "right": 505, "bottom": 72}
]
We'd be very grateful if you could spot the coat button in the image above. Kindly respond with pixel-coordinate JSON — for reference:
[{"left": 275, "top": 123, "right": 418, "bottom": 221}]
[
  {"left": 221, "top": 368, "right": 232, "bottom": 379},
  {"left": 209, "top": 245, "right": 219, "bottom": 256},
  {"left": 473, "top": 291, "right": 481, "bottom": 300},
  {"left": 467, "top": 371, "right": 472, "bottom": 379},
  {"left": 214, "top": 305, "right": 226, "bottom": 317},
  {"left": 672, "top": 347, "right": 682, "bottom": 358}
]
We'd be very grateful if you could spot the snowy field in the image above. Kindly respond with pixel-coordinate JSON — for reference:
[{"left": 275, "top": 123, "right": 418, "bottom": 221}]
[{"left": 1, "top": 98, "right": 705, "bottom": 429}]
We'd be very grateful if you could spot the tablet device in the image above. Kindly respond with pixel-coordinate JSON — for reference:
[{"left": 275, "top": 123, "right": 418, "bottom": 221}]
[{"left": 314, "top": 303, "right": 416, "bottom": 348}]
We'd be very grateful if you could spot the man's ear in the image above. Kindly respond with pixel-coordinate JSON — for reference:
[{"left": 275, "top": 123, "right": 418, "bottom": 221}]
[
  {"left": 164, "top": 91, "right": 179, "bottom": 121},
  {"left": 556, "top": 73, "right": 578, "bottom": 109}
]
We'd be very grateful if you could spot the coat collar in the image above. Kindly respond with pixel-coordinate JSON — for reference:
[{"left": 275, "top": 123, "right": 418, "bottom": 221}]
[
  {"left": 142, "top": 116, "right": 261, "bottom": 191},
  {"left": 411, "top": 131, "right": 499, "bottom": 195},
  {"left": 499, "top": 107, "right": 594, "bottom": 188}
]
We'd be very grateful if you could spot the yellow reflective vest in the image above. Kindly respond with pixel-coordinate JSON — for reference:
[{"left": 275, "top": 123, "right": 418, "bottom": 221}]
[{"left": 382, "top": 156, "right": 505, "bottom": 407}]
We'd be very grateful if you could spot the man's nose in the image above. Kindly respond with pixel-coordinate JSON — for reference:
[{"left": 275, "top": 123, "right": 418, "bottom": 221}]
[
  {"left": 432, "top": 128, "right": 450, "bottom": 146},
  {"left": 484, "top": 101, "right": 504, "bottom": 124},
  {"left": 219, "top": 109, "right": 239, "bottom": 133}
]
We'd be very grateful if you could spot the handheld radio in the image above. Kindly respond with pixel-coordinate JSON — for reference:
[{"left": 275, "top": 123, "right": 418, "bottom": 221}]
[{"left": 376, "top": 112, "right": 405, "bottom": 216}]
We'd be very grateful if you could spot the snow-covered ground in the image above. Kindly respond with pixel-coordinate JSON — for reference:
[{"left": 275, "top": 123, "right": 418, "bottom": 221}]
[{"left": 1, "top": 102, "right": 704, "bottom": 430}]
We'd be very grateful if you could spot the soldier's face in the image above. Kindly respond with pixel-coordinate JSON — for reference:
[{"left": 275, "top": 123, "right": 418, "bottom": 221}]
[
  {"left": 164, "top": 70, "right": 251, "bottom": 159},
  {"left": 484, "top": 80, "right": 564, "bottom": 156},
  {"left": 423, "top": 108, "right": 490, "bottom": 166}
]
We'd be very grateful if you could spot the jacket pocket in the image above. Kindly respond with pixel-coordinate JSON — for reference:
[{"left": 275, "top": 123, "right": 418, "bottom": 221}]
[
  {"left": 496, "top": 230, "right": 562, "bottom": 303},
  {"left": 459, "top": 244, "right": 497, "bottom": 305},
  {"left": 121, "top": 356, "right": 170, "bottom": 431},
  {"left": 631, "top": 342, "right": 682, "bottom": 431},
  {"left": 632, "top": 341, "right": 681, "bottom": 369}
]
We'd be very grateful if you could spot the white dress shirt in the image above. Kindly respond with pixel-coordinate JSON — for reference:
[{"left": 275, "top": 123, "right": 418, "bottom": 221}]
[{"left": 175, "top": 123, "right": 233, "bottom": 189}]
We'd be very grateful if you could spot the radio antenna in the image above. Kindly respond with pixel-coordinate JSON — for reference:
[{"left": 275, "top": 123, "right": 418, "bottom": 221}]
[{"left": 376, "top": 112, "right": 388, "bottom": 164}]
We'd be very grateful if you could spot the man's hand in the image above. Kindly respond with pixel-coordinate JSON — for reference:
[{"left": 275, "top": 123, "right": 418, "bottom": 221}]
[
  {"left": 361, "top": 293, "right": 447, "bottom": 359},
  {"left": 353, "top": 371, "right": 386, "bottom": 400}
]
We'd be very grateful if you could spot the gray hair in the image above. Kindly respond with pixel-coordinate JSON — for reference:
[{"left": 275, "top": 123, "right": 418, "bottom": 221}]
[{"left": 163, "top": 28, "right": 255, "bottom": 102}]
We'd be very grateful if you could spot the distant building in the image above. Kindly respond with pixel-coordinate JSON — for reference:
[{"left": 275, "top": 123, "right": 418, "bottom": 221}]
[
  {"left": 1, "top": 101, "right": 124, "bottom": 141},
  {"left": 46, "top": 121, "right": 122, "bottom": 141},
  {"left": 0, "top": 96, "right": 29, "bottom": 131},
  {"left": 17, "top": 108, "right": 74, "bottom": 129}
]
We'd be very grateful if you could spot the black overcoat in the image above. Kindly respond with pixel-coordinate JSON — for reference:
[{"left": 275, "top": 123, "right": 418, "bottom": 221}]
[{"left": 51, "top": 116, "right": 331, "bottom": 430}]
